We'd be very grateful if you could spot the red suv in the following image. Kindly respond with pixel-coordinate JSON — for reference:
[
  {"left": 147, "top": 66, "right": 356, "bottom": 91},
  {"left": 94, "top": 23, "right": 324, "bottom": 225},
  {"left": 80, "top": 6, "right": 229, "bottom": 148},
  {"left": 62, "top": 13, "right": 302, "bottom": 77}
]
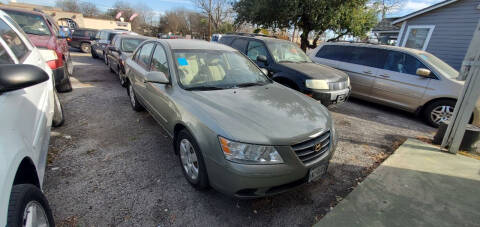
[{"left": 1, "top": 7, "right": 73, "bottom": 92}]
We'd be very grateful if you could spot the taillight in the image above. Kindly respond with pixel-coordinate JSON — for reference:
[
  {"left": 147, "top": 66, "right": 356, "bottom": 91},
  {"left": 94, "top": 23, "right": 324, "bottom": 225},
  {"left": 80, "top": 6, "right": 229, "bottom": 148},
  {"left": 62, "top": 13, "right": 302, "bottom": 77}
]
[
  {"left": 67, "top": 37, "right": 72, "bottom": 42},
  {"left": 38, "top": 49, "right": 62, "bottom": 70}
]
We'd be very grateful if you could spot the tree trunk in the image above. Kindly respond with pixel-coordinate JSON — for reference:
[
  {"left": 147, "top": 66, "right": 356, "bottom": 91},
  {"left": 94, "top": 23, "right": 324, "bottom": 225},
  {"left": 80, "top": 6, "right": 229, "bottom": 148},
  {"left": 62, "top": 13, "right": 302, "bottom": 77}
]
[{"left": 300, "top": 30, "right": 311, "bottom": 52}]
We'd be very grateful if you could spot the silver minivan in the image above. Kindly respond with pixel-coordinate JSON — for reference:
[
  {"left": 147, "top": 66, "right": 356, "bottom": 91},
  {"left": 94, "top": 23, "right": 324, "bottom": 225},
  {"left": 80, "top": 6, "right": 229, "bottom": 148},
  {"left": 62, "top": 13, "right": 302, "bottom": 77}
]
[{"left": 310, "top": 43, "right": 465, "bottom": 127}]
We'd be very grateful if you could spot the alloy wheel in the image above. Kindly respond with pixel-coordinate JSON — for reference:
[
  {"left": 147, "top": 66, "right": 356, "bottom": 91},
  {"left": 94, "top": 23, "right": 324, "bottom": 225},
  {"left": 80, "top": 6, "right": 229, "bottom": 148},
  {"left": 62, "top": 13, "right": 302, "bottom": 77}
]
[
  {"left": 431, "top": 105, "right": 454, "bottom": 124},
  {"left": 22, "top": 201, "right": 49, "bottom": 227},
  {"left": 179, "top": 139, "right": 199, "bottom": 181}
]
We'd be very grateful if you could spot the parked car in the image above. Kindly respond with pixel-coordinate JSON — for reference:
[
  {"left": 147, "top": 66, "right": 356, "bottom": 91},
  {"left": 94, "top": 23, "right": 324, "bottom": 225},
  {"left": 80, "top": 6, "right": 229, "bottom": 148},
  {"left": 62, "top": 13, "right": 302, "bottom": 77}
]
[
  {"left": 1, "top": 6, "right": 74, "bottom": 92},
  {"left": 106, "top": 34, "right": 150, "bottom": 86},
  {"left": 68, "top": 28, "right": 97, "bottom": 53},
  {"left": 219, "top": 34, "right": 351, "bottom": 107},
  {"left": 211, "top": 34, "right": 222, "bottom": 42},
  {"left": 91, "top": 29, "right": 135, "bottom": 62},
  {"left": 125, "top": 39, "right": 336, "bottom": 197},
  {"left": 310, "top": 42, "right": 467, "bottom": 127},
  {"left": 0, "top": 9, "right": 64, "bottom": 226}
]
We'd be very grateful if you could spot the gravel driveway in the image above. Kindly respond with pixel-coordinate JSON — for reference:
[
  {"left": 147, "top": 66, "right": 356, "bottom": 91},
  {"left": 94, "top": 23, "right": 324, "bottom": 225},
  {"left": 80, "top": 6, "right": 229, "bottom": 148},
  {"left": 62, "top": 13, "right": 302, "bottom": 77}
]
[{"left": 45, "top": 52, "right": 435, "bottom": 226}]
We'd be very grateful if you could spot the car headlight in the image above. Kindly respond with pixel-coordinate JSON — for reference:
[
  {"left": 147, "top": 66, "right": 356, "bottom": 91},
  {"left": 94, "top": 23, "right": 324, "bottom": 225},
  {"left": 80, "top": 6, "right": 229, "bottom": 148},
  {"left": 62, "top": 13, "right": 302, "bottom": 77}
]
[
  {"left": 219, "top": 137, "right": 284, "bottom": 164},
  {"left": 347, "top": 77, "right": 351, "bottom": 87},
  {"left": 305, "top": 79, "right": 329, "bottom": 90}
]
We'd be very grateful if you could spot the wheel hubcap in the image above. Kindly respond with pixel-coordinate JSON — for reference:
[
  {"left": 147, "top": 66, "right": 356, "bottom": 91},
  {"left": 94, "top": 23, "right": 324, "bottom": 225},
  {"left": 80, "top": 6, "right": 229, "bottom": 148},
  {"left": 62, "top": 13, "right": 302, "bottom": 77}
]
[
  {"left": 23, "top": 201, "right": 49, "bottom": 227},
  {"left": 431, "top": 105, "right": 454, "bottom": 124},
  {"left": 129, "top": 85, "right": 135, "bottom": 106},
  {"left": 179, "top": 139, "right": 199, "bottom": 180}
]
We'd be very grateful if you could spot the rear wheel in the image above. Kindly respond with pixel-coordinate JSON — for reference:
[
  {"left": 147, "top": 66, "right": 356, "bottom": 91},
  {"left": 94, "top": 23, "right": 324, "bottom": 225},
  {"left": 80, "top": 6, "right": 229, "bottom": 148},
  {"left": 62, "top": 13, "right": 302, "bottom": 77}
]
[
  {"left": 56, "top": 62, "right": 73, "bottom": 93},
  {"left": 91, "top": 48, "right": 98, "bottom": 59},
  {"left": 176, "top": 129, "right": 209, "bottom": 189},
  {"left": 80, "top": 43, "right": 91, "bottom": 53},
  {"left": 424, "top": 99, "right": 456, "bottom": 127},
  {"left": 7, "top": 184, "right": 54, "bottom": 227},
  {"left": 52, "top": 90, "right": 65, "bottom": 127},
  {"left": 128, "top": 83, "right": 144, "bottom": 111}
]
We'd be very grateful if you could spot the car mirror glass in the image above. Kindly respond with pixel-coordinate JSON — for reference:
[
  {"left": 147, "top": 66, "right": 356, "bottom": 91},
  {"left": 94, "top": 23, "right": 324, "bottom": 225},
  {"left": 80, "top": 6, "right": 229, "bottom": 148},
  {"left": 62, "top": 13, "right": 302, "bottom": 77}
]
[{"left": 416, "top": 68, "right": 431, "bottom": 77}]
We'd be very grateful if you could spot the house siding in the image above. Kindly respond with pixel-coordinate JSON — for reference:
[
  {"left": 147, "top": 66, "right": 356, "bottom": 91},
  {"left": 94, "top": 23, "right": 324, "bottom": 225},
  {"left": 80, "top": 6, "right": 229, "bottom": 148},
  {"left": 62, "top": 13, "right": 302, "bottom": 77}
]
[{"left": 398, "top": 0, "right": 480, "bottom": 70}]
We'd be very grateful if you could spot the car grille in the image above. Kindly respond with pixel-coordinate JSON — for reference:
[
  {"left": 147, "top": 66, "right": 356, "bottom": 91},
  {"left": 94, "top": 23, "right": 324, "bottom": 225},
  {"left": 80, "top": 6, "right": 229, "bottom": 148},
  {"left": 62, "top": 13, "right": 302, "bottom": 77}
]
[
  {"left": 291, "top": 130, "right": 330, "bottom": 164},
  {"left": 329, "top": 81, "right": 348, "bottom": 90}
]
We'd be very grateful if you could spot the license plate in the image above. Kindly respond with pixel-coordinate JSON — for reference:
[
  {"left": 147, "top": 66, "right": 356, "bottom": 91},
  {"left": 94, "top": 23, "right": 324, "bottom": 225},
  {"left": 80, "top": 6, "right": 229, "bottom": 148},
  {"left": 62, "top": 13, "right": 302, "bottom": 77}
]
[{"left": 309, "top": 165, "right": 327, "bottom": 182}]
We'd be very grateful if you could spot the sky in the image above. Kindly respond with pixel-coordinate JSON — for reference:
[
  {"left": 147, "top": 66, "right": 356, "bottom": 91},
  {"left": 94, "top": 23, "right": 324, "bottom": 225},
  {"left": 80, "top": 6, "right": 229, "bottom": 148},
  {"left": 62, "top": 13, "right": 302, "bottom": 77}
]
[{"left": 2, "top": 0, "right": 444, "bottom": 18}]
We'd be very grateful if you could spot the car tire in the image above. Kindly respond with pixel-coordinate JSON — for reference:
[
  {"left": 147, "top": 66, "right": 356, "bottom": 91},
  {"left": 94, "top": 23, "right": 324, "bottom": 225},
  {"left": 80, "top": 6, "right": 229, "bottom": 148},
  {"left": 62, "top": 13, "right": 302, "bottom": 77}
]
[
  {"left": 108, "top": 60, "right": 114, "bottom": 73},
  {"left": 128, "top": 83, "right": 144, "bottom": 111},
  {"left": 176, "top": 129, "right": 209, "bottom": 190},
  {"left": 91, "top": 48, "right": 98, "bottom": 59},
  {"left": 56, "top": 63, "right": 73, "bottom": 93},
  {"left": 119, "top": 69, "right": 127, "bottom": 87},
  {"left": 52, "top": 90, "right": 65, "bottom": 127},
  {"left": 7, "top": 184, "right": 55, "bottom": 227},
  {"left": 424, "top": 99, "right": 456, "bottom": 128},
  {"left": 80, "top": 43, "right": 91, "bottom": 53},
  {"left": 104, "top": 53, "right": 108, "bottom": 65}
]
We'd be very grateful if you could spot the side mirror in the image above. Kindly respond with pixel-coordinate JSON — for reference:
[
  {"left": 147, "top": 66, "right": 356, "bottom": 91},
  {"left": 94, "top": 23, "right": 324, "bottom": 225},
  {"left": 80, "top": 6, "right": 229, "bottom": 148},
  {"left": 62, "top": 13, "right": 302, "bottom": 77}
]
[
  {"left": 260, "top": 68, "right": 269, "bottom": 76},
  {"left": 0, "top": 64, "right": 49, "bottom": 94},
  {"left": 416, "top": 68, "right": 431, "bottom": 77},
  {"left": 145, "top": 71, "right": 169, "bottom": 84},
  {"left": 257, "top": 55, "right": 268, "bottom": 63}
]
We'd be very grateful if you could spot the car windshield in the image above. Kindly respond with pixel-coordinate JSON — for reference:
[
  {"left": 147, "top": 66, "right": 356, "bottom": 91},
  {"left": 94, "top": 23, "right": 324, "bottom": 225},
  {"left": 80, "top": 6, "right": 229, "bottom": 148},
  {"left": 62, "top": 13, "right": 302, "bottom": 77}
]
[
  {"left": 267, "top": 41, "right": 311, "bottom": 63},
  {"left": 418, "top": 52, "right": 459, "bottom": 79},
  {"left": 121, "top": 38, "right": 145, "bottom": 52},
  {"left": 174, "top": 50, "right": 271, "bottom": 90},
  {"left": 5, "top": 10, "right": 51, "bottom": 36}
]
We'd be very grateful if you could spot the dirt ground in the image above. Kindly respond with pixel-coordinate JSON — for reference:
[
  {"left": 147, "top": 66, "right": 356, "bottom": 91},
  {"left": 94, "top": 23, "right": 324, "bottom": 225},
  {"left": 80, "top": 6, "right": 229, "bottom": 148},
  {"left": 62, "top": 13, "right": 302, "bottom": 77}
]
[{"left": 45, "top": 52, "right": 435, "bottom": 226}]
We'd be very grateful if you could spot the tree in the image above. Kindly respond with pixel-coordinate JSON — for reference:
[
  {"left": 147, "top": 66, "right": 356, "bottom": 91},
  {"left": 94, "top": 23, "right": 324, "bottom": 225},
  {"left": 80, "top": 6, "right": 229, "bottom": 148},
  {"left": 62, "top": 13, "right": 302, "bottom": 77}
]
[
  {"left": 327, "top": 5, "right": 377, "bottom": 42},
  {"left": 371, "top": 0, "right": 403, "bottom": 20},
  {"left": 55, "top": 0, "right": 80, "bottom": 13},
  {"left": 191, "top": 0, "right": 233, "bottom": 33},
  {"left": 79, "top": 2, "right": 100, "bottom": 18},
  {"left": 233, "top": 0, "right": 373, "bottom": 51}
]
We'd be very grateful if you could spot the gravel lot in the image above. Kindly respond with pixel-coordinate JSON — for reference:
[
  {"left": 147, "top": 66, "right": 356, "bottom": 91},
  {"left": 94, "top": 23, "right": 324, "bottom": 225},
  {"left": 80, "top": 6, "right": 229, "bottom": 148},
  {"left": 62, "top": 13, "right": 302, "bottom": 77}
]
[{"left": 45, "top": 52, "right": 435, "bottom": 226}]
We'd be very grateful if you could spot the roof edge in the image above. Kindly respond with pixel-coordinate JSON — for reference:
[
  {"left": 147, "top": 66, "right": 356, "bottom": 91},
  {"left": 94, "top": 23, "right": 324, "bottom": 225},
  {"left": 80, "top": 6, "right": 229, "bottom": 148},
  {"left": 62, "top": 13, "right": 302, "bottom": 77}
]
[{"left": 392, "top": 0, "right": 458, "bottom": 24}]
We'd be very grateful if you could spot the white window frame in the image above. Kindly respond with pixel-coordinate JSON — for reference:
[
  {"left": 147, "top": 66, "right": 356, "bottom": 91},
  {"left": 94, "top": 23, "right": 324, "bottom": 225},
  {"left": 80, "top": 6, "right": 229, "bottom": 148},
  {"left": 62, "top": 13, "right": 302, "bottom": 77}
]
[{"left": 401, "top": 25, "right": 435, "bottom": 51}]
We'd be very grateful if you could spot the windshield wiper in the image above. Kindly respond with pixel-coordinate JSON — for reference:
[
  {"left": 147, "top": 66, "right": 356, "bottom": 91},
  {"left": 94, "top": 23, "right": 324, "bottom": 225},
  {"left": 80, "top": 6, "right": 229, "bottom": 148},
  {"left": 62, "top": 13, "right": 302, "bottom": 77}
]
[
  {"left": 278, "top": 60, "right": 296, "bottom": 63},
  {"left": 185, "top": 86, "right": 225, "bottom": 91},
  {"left": 234, "top": 82, "right": 267, "bottom": 88}
]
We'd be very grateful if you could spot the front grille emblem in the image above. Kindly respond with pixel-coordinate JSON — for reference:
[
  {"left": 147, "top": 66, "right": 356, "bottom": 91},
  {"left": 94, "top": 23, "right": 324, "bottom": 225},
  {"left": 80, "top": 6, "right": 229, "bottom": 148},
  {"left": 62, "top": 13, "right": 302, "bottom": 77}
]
[{"left": 314, "top": 143, "right": 322, "bottom": 152}]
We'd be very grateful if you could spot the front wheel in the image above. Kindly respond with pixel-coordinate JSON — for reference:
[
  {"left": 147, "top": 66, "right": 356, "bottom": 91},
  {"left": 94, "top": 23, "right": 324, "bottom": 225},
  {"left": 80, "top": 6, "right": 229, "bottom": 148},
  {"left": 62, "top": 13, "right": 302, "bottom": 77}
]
[
  {"left": 424, "top": 100, "right": 456, "bottom": 127},
  {"left": 128, "top": 83, "right": 144, "bottom": 111},
  {"left": 91, "top": 48, "right": 98, "bottom": 59},
  {"left": 176, "top": 130, "right": 209, "bottom": 189},
  {"left": 7, "top": 184, "right": 55, "bottom": 227},
  {"left": 80, "top": 43, "right": 91, "bottom": 53}
]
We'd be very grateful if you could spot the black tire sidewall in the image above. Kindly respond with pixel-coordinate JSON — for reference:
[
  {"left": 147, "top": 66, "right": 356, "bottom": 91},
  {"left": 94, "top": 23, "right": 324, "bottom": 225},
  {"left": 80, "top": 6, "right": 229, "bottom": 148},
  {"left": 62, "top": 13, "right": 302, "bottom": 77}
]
[
  {"left": 7, "top": 184, "right": 55, "bottom": 227},
  {"left": 81, "top": 43, "right": 90, "bottom": 53},
  {"left": 128, "top": 83, "right": 143, "bottom": 111},
  {"left": 424, "top": 100, "right": 456, "bottom": 127},
  {"left": 176, "top": 130, "right": 209, "bottom": 189}
]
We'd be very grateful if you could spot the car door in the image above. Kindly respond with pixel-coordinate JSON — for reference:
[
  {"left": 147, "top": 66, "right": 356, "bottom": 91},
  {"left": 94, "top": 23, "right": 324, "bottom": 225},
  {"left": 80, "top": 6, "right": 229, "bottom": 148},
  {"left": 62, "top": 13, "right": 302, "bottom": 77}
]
[
  {"left": 0, "top": 17, "right": 51, "bottom": 181},
  {"left": 144, "top": 43, "right": 175, "bottom": 128},
  {"left": 371, "top": 50, "right": 431, "bottom": 111},
  {"left": 129, "top": 42, "right": 155, "bottom": 102},
  {"left": 109, "top": 36, "right": 121, "bottom": 71}
]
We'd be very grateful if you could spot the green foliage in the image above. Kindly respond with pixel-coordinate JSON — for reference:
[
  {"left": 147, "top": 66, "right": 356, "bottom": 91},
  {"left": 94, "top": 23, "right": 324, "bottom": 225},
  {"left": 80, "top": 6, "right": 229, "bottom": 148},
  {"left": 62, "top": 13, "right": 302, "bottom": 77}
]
[{"left": 233, "top": 0, "right": 374, "bottom": 51}]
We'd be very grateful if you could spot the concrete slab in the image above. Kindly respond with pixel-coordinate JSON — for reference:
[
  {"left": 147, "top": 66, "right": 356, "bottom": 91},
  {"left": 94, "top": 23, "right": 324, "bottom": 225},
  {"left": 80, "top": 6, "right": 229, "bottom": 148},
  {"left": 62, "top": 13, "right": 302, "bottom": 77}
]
[{"left": 316, "top": 139, "right": 480, "bottom": 227}]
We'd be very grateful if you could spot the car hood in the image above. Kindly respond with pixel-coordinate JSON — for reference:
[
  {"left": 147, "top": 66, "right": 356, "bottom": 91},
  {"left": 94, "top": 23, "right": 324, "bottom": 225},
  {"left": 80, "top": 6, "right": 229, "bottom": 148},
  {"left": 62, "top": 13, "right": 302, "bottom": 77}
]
[
  {"left": 279, "top": 62, "right": 348, "bottom": 82},
  {"left": 183, "top": 83, "right": 331, "bottom": 145},
  {"left": 27, "top": 34, "right": 53, "bottom": 49}
]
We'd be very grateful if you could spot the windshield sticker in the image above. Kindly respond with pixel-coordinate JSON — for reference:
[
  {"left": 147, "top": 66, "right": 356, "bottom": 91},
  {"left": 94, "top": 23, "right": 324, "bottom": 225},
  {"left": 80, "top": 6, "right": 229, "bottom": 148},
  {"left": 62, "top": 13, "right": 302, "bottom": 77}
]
[{"left": 178, "top": 58, "right": 188, "bottom": 66}]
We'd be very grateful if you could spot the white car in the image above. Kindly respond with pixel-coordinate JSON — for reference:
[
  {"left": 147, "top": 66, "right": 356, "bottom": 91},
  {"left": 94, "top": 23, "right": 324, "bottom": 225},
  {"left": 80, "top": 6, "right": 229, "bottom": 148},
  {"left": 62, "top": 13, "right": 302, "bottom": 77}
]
[{"left": 0, "top": 10, "right": 64, "bottom": 226}]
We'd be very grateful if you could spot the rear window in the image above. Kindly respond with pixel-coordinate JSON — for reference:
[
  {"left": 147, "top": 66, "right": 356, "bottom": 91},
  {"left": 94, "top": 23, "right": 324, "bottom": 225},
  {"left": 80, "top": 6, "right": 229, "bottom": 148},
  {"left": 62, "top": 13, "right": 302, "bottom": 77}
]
[
  {"left": 4, "top": 10, "right": 51, "bottom": 36},
  {"left": 315, "top": 45, "right": 350, "bottom": 62},
  {"left": 73, "top": 29, "right": 96, "bottom": 37},
  {"left": 121, "top": 38, "right": 145, "bottom": 52}
]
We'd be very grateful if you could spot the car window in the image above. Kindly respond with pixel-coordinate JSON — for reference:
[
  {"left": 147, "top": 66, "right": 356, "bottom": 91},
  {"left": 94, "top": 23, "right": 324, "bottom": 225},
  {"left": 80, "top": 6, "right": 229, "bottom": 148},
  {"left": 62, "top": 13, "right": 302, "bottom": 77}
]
[
  {"left": 5, "top": 10, "right": 51, "bottom": 36},
  {"left": 0, "top": 42, "right": 14, "bottom": 64},
  {"left": 121, "top": 38, "right": 145, "bottom": 52},
  {"left": 315, "top": 45, "right": 350, "bottom": 62},
  {"left": 418, "top": 52, "right": 458, "bottom": 79},
  {"left": 384, "top": 51, "right": 428, "bottom": 76},
  {"left": 349, "top": 47, "right": 387, "bottom": 68},
  {"left": 108, "top": 32, "right": 118, "bottom": 41},
  {"left": 137, "top": 42, "right": 154, "bottom": 69},
  {"left": 246, "top": 41, "right": 268, "bottom": 61},
  {"left": 95, "top": 31, "right": 101, "bottom": 39},
  {"left": 0, "top": 19, "right": 28, "bottom": 61},
  {"left": 218, "top": 36, "right": 234, "bottom": 45},
  {"left": 150, "top": 44, "right": 169, "bottom": 76},
  {"left": 47, "top": 19, "right": 59, "bottom": 36},
  {"left": 231, "top": 38, "right": 248, "bottom": 52},
  {"left": 267, "top": 41, "right": 311, "bottom": 63},
  {"left": 174, "top": 50, "right": 270, "bottom": 89},
  {"left": 100, "top": 31, "right": 108, "bottom": 40}
]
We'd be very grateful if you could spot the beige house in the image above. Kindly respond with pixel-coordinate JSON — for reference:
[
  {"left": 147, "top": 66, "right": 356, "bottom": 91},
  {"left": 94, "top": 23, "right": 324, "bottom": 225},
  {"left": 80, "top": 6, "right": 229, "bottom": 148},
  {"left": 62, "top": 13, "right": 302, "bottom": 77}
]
[{"left": 5, "top": 1, "right": 131, "bottom": 31}]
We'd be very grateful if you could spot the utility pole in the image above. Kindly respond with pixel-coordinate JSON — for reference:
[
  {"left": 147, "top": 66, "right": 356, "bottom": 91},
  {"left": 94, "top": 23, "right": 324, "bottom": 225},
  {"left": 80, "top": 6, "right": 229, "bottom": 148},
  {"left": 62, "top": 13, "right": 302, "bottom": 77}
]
[
  {"left": 208, "top": 0, "right": 212, "bottom": 41},
  {"left": 441, "top": 20, "right": 480, "bottom": 153}
]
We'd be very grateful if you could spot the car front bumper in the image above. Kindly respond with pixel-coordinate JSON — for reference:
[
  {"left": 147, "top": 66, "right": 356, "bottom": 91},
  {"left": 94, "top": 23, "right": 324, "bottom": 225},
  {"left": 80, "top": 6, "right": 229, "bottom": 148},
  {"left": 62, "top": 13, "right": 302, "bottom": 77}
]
[
  {"left": 310, "top": 88, "right": 351, "bottom": 107},
  {"left": 205, "top": 130, "right": 337, "bottom": 198}
]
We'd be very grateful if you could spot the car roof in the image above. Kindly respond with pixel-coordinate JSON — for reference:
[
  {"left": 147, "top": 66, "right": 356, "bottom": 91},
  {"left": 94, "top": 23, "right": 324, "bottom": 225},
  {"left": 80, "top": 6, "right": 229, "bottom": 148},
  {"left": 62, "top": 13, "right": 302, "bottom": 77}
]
[
  {"left": 163, "top": 39, "right": 235, "bottom": 51},
  {"left": 222, "top": 34, "right": 292, "bottom": 44},
  {"left": 115, "top": 34, "right": 150, "bottom": 40},
  {"left": 323, "top": 42, "right": 426, "bottom": 55},
  {"left": 0, "top": 6, "right": 45, "bottom": 17}
]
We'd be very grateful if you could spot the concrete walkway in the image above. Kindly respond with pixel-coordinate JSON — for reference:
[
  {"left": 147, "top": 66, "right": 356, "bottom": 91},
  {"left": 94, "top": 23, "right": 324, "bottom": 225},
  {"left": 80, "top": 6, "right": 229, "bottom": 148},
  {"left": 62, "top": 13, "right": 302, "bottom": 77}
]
[{"left": 316, "top": 139, "right": 480, "bottom": 227}]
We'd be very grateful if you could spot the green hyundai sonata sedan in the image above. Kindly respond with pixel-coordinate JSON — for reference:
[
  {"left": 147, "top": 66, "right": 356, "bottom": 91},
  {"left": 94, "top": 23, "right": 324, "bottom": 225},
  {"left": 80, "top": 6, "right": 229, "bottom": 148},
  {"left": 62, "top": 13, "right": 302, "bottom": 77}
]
[{"left": 125, "top": 39, "right": 337, "bottom": 198}]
